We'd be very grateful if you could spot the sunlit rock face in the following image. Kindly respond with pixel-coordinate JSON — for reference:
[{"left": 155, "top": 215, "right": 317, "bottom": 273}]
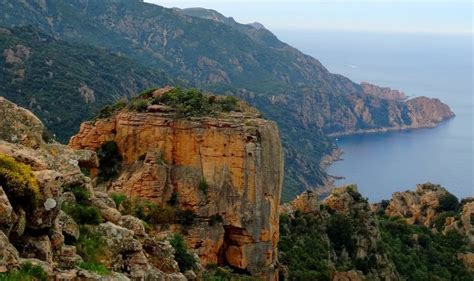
[{"left": 70, "top": 93, "right": 284, "bottom": 279}]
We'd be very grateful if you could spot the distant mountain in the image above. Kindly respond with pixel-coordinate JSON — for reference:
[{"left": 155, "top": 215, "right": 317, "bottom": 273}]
[{"left": 0, "top": 0, "right": 453, "bottom": 200}]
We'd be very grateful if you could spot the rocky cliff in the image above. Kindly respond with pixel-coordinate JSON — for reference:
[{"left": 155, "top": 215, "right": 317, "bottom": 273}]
[{"left": 69, "top": 88, "right": 284, "bottom": 279}]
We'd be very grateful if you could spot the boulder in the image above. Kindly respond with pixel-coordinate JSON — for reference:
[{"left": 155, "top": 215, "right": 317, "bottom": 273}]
[
  {"left": 0, "top": 230, "right": 19, "bottom": 273},
  {"left": 0, "top": 186, "right": 14, "bottom": 234}
]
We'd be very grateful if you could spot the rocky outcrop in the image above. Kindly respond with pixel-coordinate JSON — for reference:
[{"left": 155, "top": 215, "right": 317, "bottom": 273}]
[
  {"left": 360, "top": 82, "right": 406, "bottom": 100},
  {"left": 69, "top": 89, "right": 284, "bottom": 279},
  {"left": 279, "top": 190, "right": 319, "bottom": 214},
  {"left": 0, "top": 97, "right": 186, "bottom": 280},
  {"left": 385, "top": 183, "right": 454, "bottom": 228},
  {"left": 280, "top": 185, "right": 399, "bottom": 281}
]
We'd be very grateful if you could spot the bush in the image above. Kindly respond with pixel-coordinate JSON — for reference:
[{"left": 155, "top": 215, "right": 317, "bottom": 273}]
[
  {"left": 110, "top": 193, "right": 127, "bottom": 208},
  {"left": 97, "top": 141, "right": 122, "bottom": 182},
  {"left": 433, "top": 211, "right": 457, "bottom": 231},
  {"left": 0, "top": 262, "right": 47, "bottom": 281},
  {"left": 120, "top": 197, "right": 177, "bottom": 225},
  {"left": 75, "top": 226, "right": 109, "bottom": 266},
  {"left": 78, "top": 261, "right": 110, "bottom": 276},
  {"left": 437, "top": 193, "right": 459, "bottom": 212},
  {"left": 327, "top": 214, "right": 354, "bottom": 255},
  {"left": 129, "top": 98, "right": 149, "bottom": 112},
  {"left": 62, "top": 203, "right": 103, "bottom": 225},
  {"left": 0, "top": 154, "right": 39, "bottom": 206},
  {"left": 218, "top": 96, "right": 238, "bottom": 112},
  {"left": 199, "top": 177, "right": 209, "bottom": 195},
  {"left": 209, "top": 214, "right": 223, "bottom": 226},
  {"left": 170, "top": 234, "right": 196, "bottom": 272},
  {"left": 96, "top": 100, "right": 127, "bottom": 119},
  {"left": 63, "top": 183, "right": 90, "bottom": 205}
]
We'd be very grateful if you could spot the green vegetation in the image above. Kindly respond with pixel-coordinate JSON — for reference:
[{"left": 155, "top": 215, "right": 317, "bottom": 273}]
[
  {"left": 62, "top": 203, "right": 103, "bottom": 225},
  {"left": 150, "top": 88, "right": 240, "bottom": 117},
  {"left": 279, "top": 211, "right": 332, "bottom": 281},
  {"left": 62, "top": 182, "right": 102, "bottom": 225},
  {"left": 0, "top": 262, "right": 47, "bottom": 281},
  {"left": 74, "top": 226, "right": 110, "bottom": 275},
  {"left": 77, "top": 261, "right": 110, "bottom": 276},
  {"left": 199, "top": 177, "right": 209, "bottom": 195},
  {"left": 437, "top": 192, "right": 460, "bottom": 212},
  {"left": 0, "top": 26, "right": 170, "bottom": 142},
  {"left": 119, "top": 197, "right": 196, "bottom": 226},
  {"left": 96, "top": 100, "right": 127, "bottom": 119},
  {"left": 202, "top": 265, "right": 260, "bottom": 281},
  {"left": 110, "top": 192, "right": 127, "bottom": 208},
  {"left": 326, "top": 214, "right": 355, "bottom": 255},
  {"left": 97, "top": 141, "right": 122, "bottom": 182},
  {"left": 170, "top": 234, "right": 197, "bottom": 273},
  {"left": 379, "top": 216, "right": 471, "bottom": 280},
  {"left": 0, "top": 154, "right": 39, "bottom": 206}
]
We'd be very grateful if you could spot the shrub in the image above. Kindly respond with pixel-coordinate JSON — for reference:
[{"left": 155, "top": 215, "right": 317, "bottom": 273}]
[
  {"left": 96, "top": 100, "right": 127, "bottom": 119},
  {"left": 110, "top": 193, "right": 127, "bottom": 208},
  {"left": 129, "top": 98, "right": 149, "bottom": 112},
  {"left": 437, "top": 193, "right": 459, "bottom": 212},
  {"left": 199, "top": 177, "right": 209, "bottom": 195},
  {"left": 0, "top": 154, "right": 39, "bottom": 206},
  {"left": 97, "top": 141, "right": 122, "bottom": 182},
  {"left": 218, "top": 96, "right": 238, "bottom": 112},
  {"left": 137, "top": 87, "right": 158, "bottom": 99},
  {"left": 120, "top": 197, "right": 177, "bottom": 225},
  {"left": 433, "top": 211, "right": 457, "bottom": 231},
  {"left": 170, "top": 234, "right": 196, "bottom": 272},
  {"left": 78, "top": 261, "right": 110, "bottom": 276},
  {"left": 75, "top": 226, "right": 109, "bottom": 266},
  {"left": 0, "top": 262, "right": 47, "bottom": 281},
  {"left": 63, "top": 183, "right": 90, "bottom": 205},
  {"left": 62, "top": 203, "right": 103, "bottom": 225},
  {"left": 327, "top": 214, "right": 354, "bottom": 255}
]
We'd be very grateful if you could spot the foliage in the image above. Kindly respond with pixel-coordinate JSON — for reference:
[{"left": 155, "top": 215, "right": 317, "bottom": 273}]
[
  {"left": 97, "top": 141, "right": 122, "bottom": 182},
  {"left": 199, "top": 177, "right": 209, "bottom": 195},
  {"left": 0, "top": 262, "right": 47, "bottom": 281},
  {"left": 75, "top": 226, "right": 110, "bottom": 271},
  {"left": 96, "top": 100, "right": 127, "bottom": 119},
  {"left": 129, "top": 98, "right": 149, "bottom": 112},
  {"left": 433, "top": 211, "right": 458, "bottom": 231},
  {"left": 78, "top": 261, "right": 110, "bottom": 276},
  {"left": 110, "top": 193, "right": 127, "bottom": 208},
  {"left": 278, "top": 212, "right": 332, "bottom": 281},
  {"left": 378, "top": 216, "right": 472, "bottom": 280},
  {"left": 437, "top": 192, "right": 459, "bottom": 212},
  {"left": 0, "top": 154, "right": 39, "bottom": 206},
  {"left": 62, "top": 203, "right": 103, "bottom": 225},
  {"left": 202, "top": 265, "right": 260, "bottom": 281},
  {"left": 120, "top": 197, "right": 177, "bottom": 225},
  {"left": 327, "top": 214, "right": 355, "bottom": 255},
  {"left": 170, "top": 234, "right": 196, "bottom": 272},
  {"left": 63, "top": 183, "right": 90, "bottom": 205}
]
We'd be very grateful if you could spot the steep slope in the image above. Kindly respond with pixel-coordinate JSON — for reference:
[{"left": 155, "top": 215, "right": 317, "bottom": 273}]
[
  {"left": 0, "top": 26, "right": 171, "bottom": 142},
  {"left": 0, "top": 0, "right": 454, "bottom": 199},
  {"left": 69, "top": 88, "right": 284, "bottom": 279}
]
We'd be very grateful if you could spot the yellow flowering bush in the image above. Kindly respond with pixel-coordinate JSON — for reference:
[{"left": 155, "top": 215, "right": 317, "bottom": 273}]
[{"left": 0, "top": 154, "right": 39, "bottom": 202}]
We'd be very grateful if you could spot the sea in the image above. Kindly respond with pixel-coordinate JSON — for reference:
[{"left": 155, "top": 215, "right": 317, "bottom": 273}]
[{"left": 276, "top": 31, "right": 473, "bottom": 201}]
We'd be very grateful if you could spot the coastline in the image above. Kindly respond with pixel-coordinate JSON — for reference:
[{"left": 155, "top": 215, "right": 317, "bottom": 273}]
[{"left": 326, "top": 116, "right": 455, "bottom": 138}]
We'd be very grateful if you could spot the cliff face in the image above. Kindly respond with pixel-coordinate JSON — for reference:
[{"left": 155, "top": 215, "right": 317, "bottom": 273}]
[{"left": 69, "top": 91, "right": 284, "bottom": 278}]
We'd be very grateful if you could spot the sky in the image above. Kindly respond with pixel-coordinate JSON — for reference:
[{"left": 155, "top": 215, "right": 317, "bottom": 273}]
[{"left": 144, "top": 0, "right": 472, "bottom": 35}]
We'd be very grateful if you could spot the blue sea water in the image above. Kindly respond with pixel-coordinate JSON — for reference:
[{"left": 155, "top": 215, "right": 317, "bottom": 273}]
[{"left": 276, "top": 31, "right": 473, "bottom": 201}]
